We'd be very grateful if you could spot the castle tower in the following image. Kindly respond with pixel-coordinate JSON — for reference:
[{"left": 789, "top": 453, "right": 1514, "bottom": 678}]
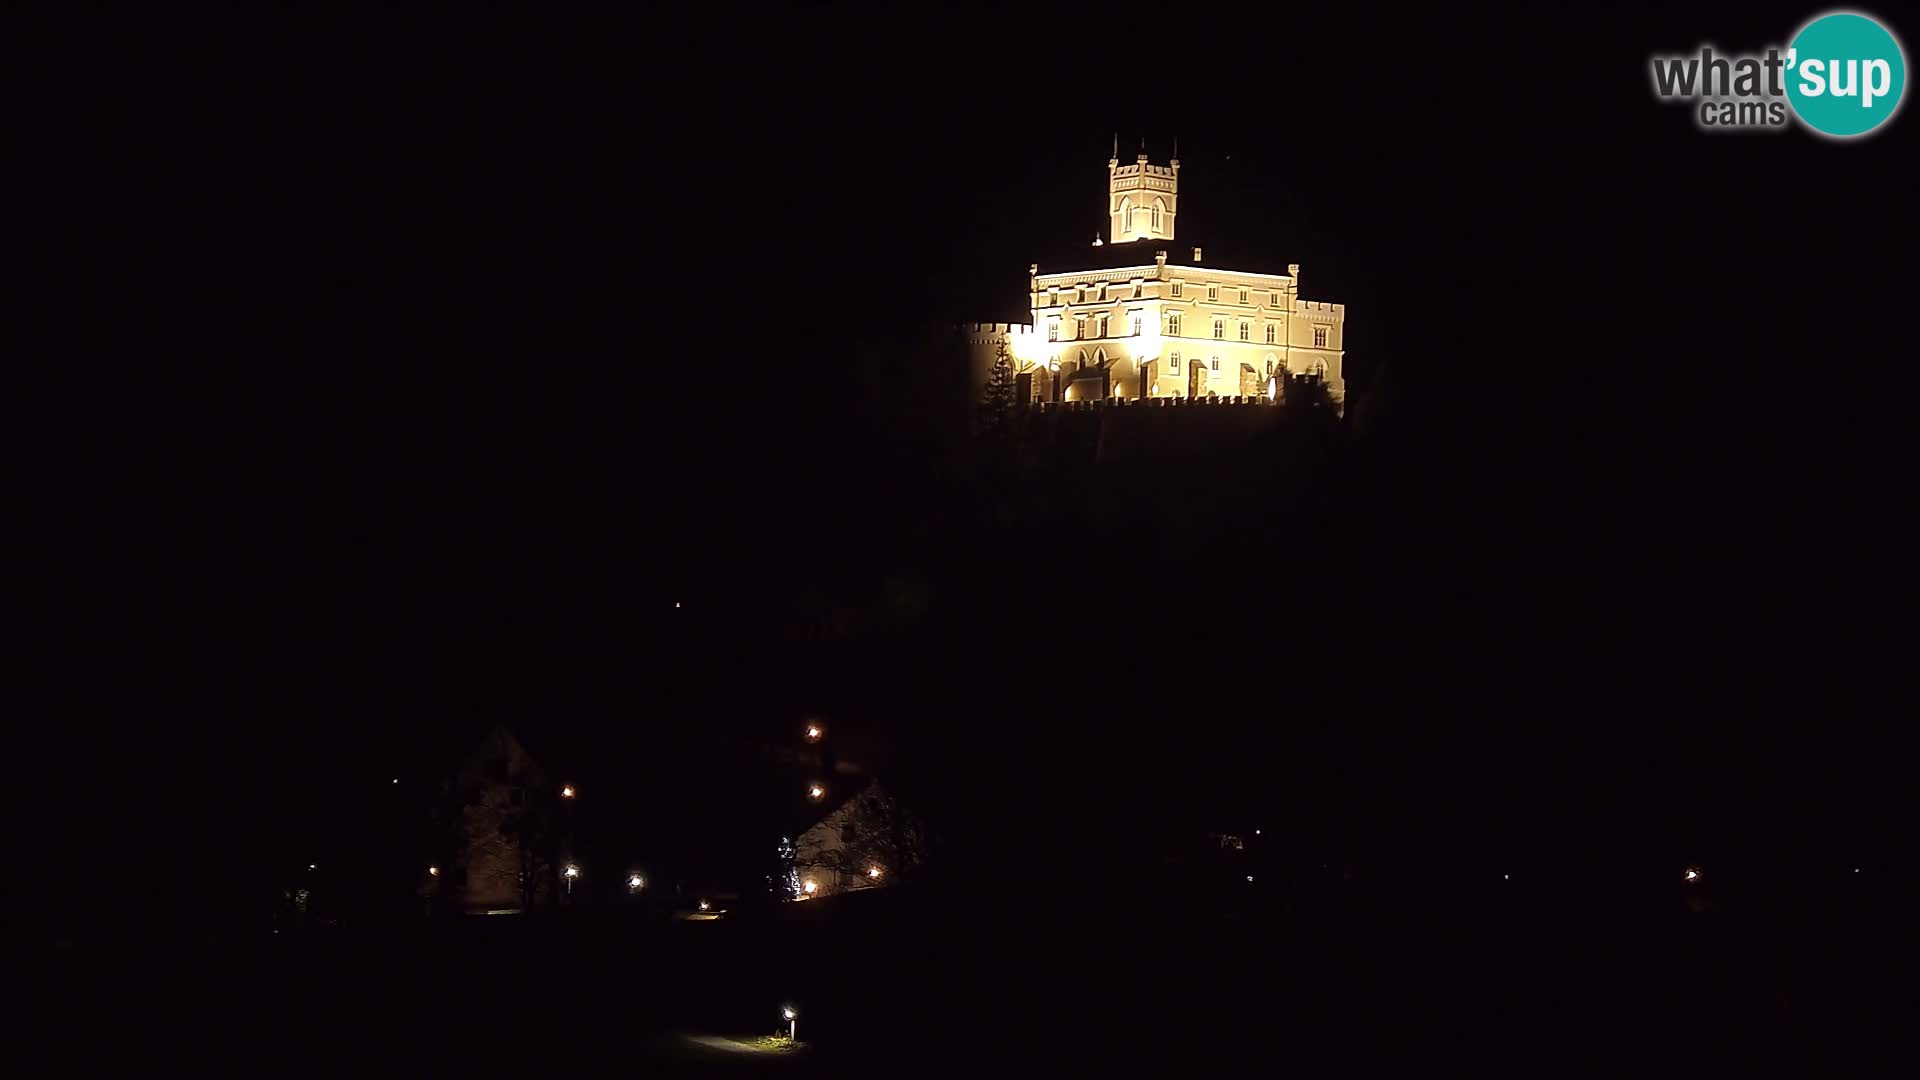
[{"left": 1107, "top": 138, "right": 1179, "bottom": 243}]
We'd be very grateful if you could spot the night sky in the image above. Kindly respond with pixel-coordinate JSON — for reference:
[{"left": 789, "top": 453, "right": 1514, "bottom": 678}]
[{"left": 17, "top": 7, "right": 1915, "bottom": 925}]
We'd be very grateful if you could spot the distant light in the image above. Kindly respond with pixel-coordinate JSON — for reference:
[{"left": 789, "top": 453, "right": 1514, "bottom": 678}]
[
  {"left": 308, "top": 864, "right": 316, "bottom": 871},
  {"left": 1684, "top": 867, "right": 1701, "bottom": 883},
  {"left": 561, "top": 785, "right": 575, "bottom": 799},
  {"left": 564, "top": 865, "right": 580, "bottom": 879},
  {"left": 628, "top": 874, "right": 644, "bottom": 889},
  {"left": 698, "top": 899, "right": 710, "bottom": 911},
  {"left": 1854, "top": 867, "right": 1861, "bottom": 874},
  {"left": 804, "top": 724, "right": 822, "bottom": 742},
  {"left": 392, "top": 778, "right": 399, "bottom": 784},
  {"left": 807, "top": 784, "right": 825, "bottom": 800},
  {"left": 429, "top": 866, "right": 439, "bottom": 877},
  {"left": 1246, "top": 875, "right": 1254, "bottom": 883},
  {"left": 1151, "top": 382, "right": 1160, "bottom": 394},
  {"left": 675, "top": 602, "right": 681, "bottom": 609},
  {"left": 867, "top": 866, "right": 882, "bottom": 880},
  {"left": 803, "top": 880, "right": 818, "bottom": 895},
  {"left": 1254, "top": 829, "right": 1261, "bottom": 836},
  {"left": 782, "top": 1006, "right": 797, "bottom": 1021},
  {"left": 1503, "top": 873, "right": 1510, "bottom": 881}
]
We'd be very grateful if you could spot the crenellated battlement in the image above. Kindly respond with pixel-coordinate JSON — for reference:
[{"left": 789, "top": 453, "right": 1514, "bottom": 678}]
[
  {"left": 1295, "top": 300, "right": 1345, "bottom": 319},
  {"left": 959, "top": 321, "right": 1042, "bottom": 343}
]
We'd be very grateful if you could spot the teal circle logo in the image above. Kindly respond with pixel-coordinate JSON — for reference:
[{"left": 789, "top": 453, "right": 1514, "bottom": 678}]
[{"left": 1786, "top": 11, "right": 1907, "bottom": 137}]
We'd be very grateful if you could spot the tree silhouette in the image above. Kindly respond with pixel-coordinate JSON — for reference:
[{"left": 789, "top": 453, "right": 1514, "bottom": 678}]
[{"left": 978, "top": 341, "right": 1016, "bottom": 432}]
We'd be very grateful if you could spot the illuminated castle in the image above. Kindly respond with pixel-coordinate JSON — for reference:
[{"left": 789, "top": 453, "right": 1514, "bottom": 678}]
[{"left": 974, "top": 141, "right": 1346, "bottom": 408}]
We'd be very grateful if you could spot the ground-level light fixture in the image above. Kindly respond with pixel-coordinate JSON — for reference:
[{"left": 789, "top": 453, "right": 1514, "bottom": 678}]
[
  {"left": 627, "top": 873, "right": 644, "bottom": 890},
  {"left": 561, "top": 784, "right": 575, "bottom": 799},
  {"left": 782, "top": 1004, "right": 798, "bottom": 1042},
  {"left": 804, "top": 723, "right": 823, "bottom": 742},
  {"left": 429, "top": 866, "right": 439, "bottom": 877},
  {"left": 1684, "top": 867, "right": 1701, "bottom": 884},
  {"left": 698, "top": 899, "right": 710, "bottom": 911},
  {"left": 803, "top": 879, "right": 818, "bottom": 895},
  {"left": 867, "top": 866, "right": 882, "bottom": 880},
  {"left": 807, "top": 783, "right": 825, "bottom": 800}
]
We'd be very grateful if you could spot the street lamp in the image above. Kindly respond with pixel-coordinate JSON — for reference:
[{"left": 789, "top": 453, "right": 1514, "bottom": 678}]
[
  {"left": 560, "top": 784, "right": 575, "bottom": 799},
  {"left": 782, "top": 1004, "right": 798, "bottom": 1042},
  {"left": 428, "top": 866, "right": 439, "bottom": 877},
  {"left": 627, "top": 873, "right": 644, "bottom": 891},
  {"left": 564, "top": 864, "right": 580, "bottom": 897},
  {"left": 866, "top": 866, "right": 882, "bottom": 881},
  {"left": 804, "top": 723, "right": 823, "bottom": 743},
  {"left": 698, "top": 899, "right": 710, "bottom": 912},
  {"left": 1684, "top": 867, "right": 1701, "bottom": 884},
  {"left": 807, "top": 783, "right": 825, "bottom": 801}
]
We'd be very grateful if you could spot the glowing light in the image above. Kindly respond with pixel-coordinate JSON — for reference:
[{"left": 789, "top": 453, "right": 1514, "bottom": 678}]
[
  {"left": 1246, "top": 875, "right": 1254, "bottom": 883},
  {"left": 308, "top": 864, "right": 316, "bottom": 871},
  {"left": 1151, "top": 382, "right": 1160, "bottom": 394},
  {"left": 564, "top": 865, "right": 580, "bottom": 879},
  {"left": 782, "top": 1006, "right": 797, "bottom": 1021},
  {"left": 1267, "top": 375, "right": 1278, "bottom": 400},
  {"left": 1684, "top": 867, "right": 1700, "bottom": 883},
  {"left": 428, "top": 866, "right": 439, "bottom": 877},
  {"left": 561, "top": 785, "right": 575, "bottom": 799},
  {"left": 627, "top": 874, "right": 644, "bottom": 889},
  {"left": 1254, "top": 829, "right": 1261, "bottom": 836},
  {"left": 392, "top": 778, "right": 399, "bottom": 784},
  {"left": 867, "top": 866, "right": 882, "bottom": 880},
  {"left": 698, "top": 899, "right": 710, "bottom": 911},
  {"left": 803, "top": 880, "right": 818, "bottom": 895},
  {"left": 807, "top": 784, "right": 825, "bottom": 800},
  {"left": 804, "top": 724, "right": 822, "bottom": 742},
  {"left": 1503, "top": 873, "right": 1510, "bottom": 881}
]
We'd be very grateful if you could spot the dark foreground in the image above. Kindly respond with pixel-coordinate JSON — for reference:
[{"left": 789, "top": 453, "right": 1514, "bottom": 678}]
[{"left": 31, "top": 873, "right": 1915, "bottom": 1077}]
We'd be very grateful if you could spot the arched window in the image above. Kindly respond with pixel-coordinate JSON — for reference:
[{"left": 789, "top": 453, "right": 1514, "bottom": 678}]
[
  {"left": 1152, "top": 199, "right": 1165, "bottom": 231},
  {"left": 1094, "top": 348, "right": 1106, "bottom": 367},
  {"left": 1118, "top": 197, "right": 1132, "bottom": 232}
]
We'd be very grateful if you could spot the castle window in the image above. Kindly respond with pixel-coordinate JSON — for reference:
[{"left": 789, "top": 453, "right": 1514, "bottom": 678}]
[
  {"left": 1238, "top": 321, "right": 1250, "bottom": 341},
  {"left": 1212, "top": 318, "right": 1224, "bottom": 340},
  {"left": 1076, "top": 315, "right": 1086, "bottom": 339},
  {"left": 1239, "top": 288, "right": 1248, "bottom": 304},
  {"left": 1131, "top": 313, "right": 1141, "bottom": 336},
  {"left": 1047, "top": 319, "right": 1059, "bottom": 342},
  {"left": 1265, "top": 324, "right": 1277, "bottom": 344},
  {"left": 1313, "top": 325, "right": 1329, "bottom": 348},
  {"left": 1270, "top": 291, "right": 1280, "bottom": 306},
  {"left": 1211, "top": 356, "right": 1220, "bottom": 372},
  {"left": 1207, "top": 284, "right": 1219, "bottom": 301},
  {"left": 1167, "top": 313, "right": 1181, "bottom": 336},
  {"left": 1152, "top": 199, "right": 1164, "bottom": 231},
  {"left": 1170, "top": 352, "right": 1181, "bottom": 371},
  {"left": 1097, "top": 315, "right": 1108, "bottom": 338},
  {"left": 1170, "top": 281, "right": 1183, "bottom": 297}
]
